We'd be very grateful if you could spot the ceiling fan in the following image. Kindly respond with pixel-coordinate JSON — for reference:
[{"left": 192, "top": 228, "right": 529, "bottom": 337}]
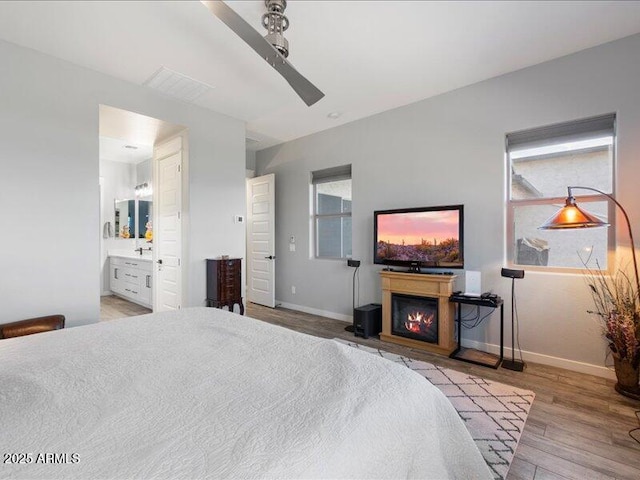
[{"left": 201, "top": 0, "right": 325, "bottom": 107}]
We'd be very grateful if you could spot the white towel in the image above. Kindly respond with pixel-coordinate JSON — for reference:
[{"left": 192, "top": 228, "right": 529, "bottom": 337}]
[{"left": 102, "top": 221, "right": 113, "bottom": 238}]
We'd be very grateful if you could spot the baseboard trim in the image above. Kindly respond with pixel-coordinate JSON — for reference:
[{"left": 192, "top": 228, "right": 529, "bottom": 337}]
[
  {"left": 462, "top": 339, "right": 616, "bottom": 380},
  {"left": 276, "top": 300, "right": 352, "bottom": 323},
  {"left": 274, "top": 301, "right": 616, "bottom": 380}
]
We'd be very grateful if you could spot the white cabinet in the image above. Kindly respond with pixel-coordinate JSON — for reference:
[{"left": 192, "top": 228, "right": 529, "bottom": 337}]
[{"left": 109, "top": 256, "right": 152, "bottom": 308}]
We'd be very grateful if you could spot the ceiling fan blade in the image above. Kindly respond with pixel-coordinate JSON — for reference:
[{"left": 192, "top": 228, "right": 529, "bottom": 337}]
[{"left": 201, "top": 0, "right": 324, "bottom": 107}]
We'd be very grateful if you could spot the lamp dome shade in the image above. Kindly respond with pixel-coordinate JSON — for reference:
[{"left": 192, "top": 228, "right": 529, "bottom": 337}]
[{"left": 539, "top": 198, "right": 609, "bottom": 229}]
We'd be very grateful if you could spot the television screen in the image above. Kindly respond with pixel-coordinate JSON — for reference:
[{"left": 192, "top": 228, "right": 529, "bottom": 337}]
[{"left": 374, "top": 205, "right": 464, "bottom": 269}]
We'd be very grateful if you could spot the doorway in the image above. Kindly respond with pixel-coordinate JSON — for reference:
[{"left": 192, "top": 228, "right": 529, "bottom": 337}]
[
  {"left": 246, "top": 173, "right": 276, "bottom": 308},
  {"left": 98, "top": 105, "right": 186, "bottom": 320}
]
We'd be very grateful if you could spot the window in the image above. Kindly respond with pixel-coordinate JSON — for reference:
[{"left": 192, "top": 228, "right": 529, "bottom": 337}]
[
  {"left": 507, "top": 114, "right": 615, "bottom": 270},
  {"left": 312, "top": 165, "right": 352, "bottom": 259}
]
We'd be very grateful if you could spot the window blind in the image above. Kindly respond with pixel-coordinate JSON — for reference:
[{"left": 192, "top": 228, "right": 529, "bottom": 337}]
[
  {"left": 311, "top": 164, "right": 352, "bottom": 184},
  {"left": 506, "top": 113, "right": 615, "bottom": 151}
]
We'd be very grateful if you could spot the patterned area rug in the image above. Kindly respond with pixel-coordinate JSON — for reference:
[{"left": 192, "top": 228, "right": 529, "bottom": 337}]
[{"left": 337, "top": 340, "right": 535, "bottom": 480}]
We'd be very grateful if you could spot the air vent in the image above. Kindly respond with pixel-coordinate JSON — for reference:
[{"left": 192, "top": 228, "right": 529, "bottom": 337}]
[{"left": 144, "top": 66, "right": 214, "bottom": 103}]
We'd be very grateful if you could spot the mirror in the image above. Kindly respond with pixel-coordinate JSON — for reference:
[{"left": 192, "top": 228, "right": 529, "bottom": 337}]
[
  {"left": 114, "top": 199, "right": 133, "bottom": 238},
  {"left": 115, "top": 199, "right": 152, "bottom": 240},
  {"left": 139, "top": 199, "right": 153, "bottom": 241}
]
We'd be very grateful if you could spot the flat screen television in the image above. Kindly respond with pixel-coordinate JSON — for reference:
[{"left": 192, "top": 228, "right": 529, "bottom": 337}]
[{"left": 374, "top": 205, "right": 464, "bottom": 271}]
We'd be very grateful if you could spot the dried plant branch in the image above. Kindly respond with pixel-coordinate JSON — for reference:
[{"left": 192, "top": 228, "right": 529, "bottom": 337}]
[{"left": 582, "top": 256, "right": 640, "bottom": 367}]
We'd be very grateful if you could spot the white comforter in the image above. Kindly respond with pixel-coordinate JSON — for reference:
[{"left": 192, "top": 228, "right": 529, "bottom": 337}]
[{"left": 0, "top": 307, "right": 491, "bottom": 479}]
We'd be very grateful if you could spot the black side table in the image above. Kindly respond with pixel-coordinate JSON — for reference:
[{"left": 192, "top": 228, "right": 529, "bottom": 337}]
[{"left": 449, "top": 295, "right": 504, "bottom": 369}]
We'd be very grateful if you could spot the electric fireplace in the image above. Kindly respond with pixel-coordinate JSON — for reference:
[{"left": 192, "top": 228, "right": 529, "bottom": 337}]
[
  {"left": 392, "top": 294, "right": 438, "bottom": 343},
  {"left": 379, "top": 271, "right": 457, "bottom": 356}
]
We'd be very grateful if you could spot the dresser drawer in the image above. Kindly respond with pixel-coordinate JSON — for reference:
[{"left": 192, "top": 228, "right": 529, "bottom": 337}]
[
  {"left": 122, "top": 285, "right": 139, "bottom": 298},
  {"left": 122, "top": 259, "right": 152, "bottom": 272},
  {"left": 123, "top": 270, "right": 142, "bottom": 286}
]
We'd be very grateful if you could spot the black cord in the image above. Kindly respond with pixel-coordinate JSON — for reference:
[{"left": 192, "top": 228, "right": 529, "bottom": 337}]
[
  {"left": 459, "top": 305, "right": 480, "bottom": 321},
  {"left": 352, "top": 265, "right": 360, "bottom": 311},
  {"left": 454, "top": 306, "right": 477, "bottom": 339},
  {"left": 345, "top": 266, "right": 360, "bottom": 333},
  {"left": 513, "top": 278, "right": 524, "bottom": 364},
  {"left": 457, "top": 305, "right": 495, "bottom": 329},
  {"left": 630, "top": 410, "right": 640, "bottom": 446},
  {"left": 462, "top": 308, "right": 494, "bottom": 329},
  {"left": 356, "top": 267, "right": 360, "bottom": 308}
]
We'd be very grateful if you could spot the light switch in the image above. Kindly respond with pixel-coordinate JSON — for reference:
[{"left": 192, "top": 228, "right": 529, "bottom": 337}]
[{"left": 289, "top": 243, "right": 296, "bottom": 252}]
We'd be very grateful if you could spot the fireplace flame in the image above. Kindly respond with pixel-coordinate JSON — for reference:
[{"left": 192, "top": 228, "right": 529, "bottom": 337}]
[{"left": 404, "top": 311, "right": 434, "bottom": 334}]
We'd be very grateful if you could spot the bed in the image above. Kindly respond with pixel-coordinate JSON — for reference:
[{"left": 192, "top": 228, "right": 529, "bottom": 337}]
[{"left": 0, "top": 307, "right": 492, "bottom": 479}]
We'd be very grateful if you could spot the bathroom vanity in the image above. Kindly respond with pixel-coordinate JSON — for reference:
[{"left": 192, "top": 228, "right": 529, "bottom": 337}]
[{"left": 109, "top": 253, "right": 152, "bottom": 308}]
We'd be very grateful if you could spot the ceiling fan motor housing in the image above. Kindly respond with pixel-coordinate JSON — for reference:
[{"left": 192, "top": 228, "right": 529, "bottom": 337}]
[{"left": 263, "top": 0, "right": 289, "bottom": 58}]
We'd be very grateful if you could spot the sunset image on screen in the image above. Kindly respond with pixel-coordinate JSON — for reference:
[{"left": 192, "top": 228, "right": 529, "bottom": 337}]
[
  {"left": 378, "top": 211, "right": 459, "bottom": 245},
  {"left": 376, "top": 210, "right": 461, "bottom": 266}
]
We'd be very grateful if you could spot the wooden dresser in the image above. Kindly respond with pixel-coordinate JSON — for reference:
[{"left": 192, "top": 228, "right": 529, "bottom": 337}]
[{"left": 206, "top": 258, "right": 244, "bottom": 315}]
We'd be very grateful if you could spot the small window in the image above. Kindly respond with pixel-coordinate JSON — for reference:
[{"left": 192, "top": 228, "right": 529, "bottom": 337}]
[
  {"left": 312, "top": 165, "right": 352, "bottom": 259},
  {"left": 507, "top": 114, "right": 615, "bottom": 270}
]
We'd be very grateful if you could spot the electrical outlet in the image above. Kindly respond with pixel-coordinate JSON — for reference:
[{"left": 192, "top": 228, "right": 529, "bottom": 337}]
[
  {"left": 347, "top": 259, "right": 361, "bottom": 268},
  {"left": 291, "top": 285, "right": 296, "bottom": 295},
  {"left": 234, "top": 215, "right": 244, "bottom": 224}
]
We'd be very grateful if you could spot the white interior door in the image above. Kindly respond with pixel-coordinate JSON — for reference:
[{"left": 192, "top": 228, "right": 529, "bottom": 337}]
[
  {"left": 247, "top": 174, "right": 275, "bottom": 308},
  {"left": 154, "top": 136, "right": 183, "bottom": 311}
]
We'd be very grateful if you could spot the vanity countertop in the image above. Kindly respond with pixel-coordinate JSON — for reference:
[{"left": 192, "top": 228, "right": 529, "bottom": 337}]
[{"left": 108, "top": 250, "right": 152, "bottom": 261}]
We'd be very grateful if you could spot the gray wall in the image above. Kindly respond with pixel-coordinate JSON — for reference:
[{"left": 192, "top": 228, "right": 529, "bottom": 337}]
[
  {"left": 0, "top": 39, "right": 245, "bottom": 326},
  {"left": 256, "top": 34, "right": 640, "bottom": 376},
  {"left": 246, "top": 149, "right": 256, "bottom": 171}
]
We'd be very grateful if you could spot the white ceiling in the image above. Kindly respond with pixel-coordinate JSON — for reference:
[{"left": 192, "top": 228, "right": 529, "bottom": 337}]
[
  {"left": 99, "top": 104, "right": 186, "bottom": 147},
  {"left": 2, "top": 1, "right": 640, "bottom": 151},
  {"left": 99, "top": 105, "right": 185, "bottom": 163},
  {"left": 99, "top": 136, "right": 153, "bottom": 164}
]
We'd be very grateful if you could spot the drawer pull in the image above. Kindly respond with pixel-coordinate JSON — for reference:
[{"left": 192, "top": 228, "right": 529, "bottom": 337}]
[
  {"left": 146, "top": 275, "right": 151, "bottom": 288},
  {"left": 114, "top": 268, "right": 119, "bottom": 279}
]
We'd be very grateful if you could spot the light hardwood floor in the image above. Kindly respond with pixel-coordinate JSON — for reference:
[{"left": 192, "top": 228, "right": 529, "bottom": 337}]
[
  {"left": 96, "top": 299, "right": 640, "bottom": 479},
  {"left": 100, "top": 295, "right": 151, "bottom": 320},
  {"left": 245, "top": 303, "right": 640, "bottom": 480}
]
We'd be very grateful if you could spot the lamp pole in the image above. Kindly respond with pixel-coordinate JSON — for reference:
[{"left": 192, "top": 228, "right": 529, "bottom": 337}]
[{"left": 567, "top": 186, "right": 640, "bottom": 301}]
